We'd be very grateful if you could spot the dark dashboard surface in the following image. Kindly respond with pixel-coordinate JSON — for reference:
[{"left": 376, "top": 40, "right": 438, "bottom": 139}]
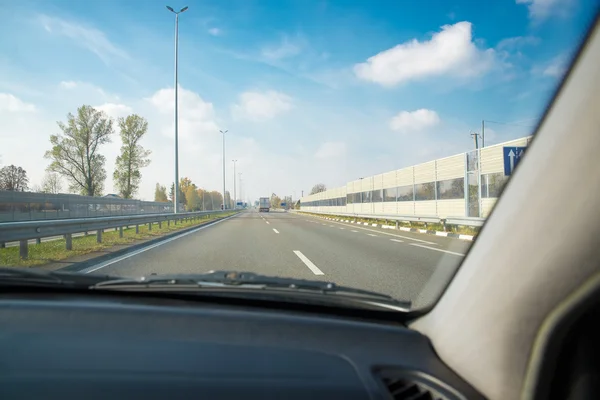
[{"left": 0, "top": 293, "right": 482, "bottom": 399}]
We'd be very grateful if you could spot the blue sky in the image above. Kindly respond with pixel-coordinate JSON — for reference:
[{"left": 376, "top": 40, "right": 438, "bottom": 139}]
[{"left": 0, "top": 0, "right": 597, "bottom": 201}]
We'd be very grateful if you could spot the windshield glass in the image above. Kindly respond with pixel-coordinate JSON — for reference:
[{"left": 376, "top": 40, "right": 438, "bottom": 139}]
[{"left": 0, "top": 0, "right": 597, "bottom": 310}]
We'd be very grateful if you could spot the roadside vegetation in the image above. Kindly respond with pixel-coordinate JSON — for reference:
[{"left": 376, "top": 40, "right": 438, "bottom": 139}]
[{"left": 0, "top": 212, "right": 237, "bottom": 268}]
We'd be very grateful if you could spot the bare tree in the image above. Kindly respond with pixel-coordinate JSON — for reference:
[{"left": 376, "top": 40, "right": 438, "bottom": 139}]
[
  {"left": 0, "top": 165, "right": 29, "bottom": 191},
  {"left": 41, "top": 172, "right": 63, "bottom": 194},
  {"left": 310, "top": 183, "right": 327, "bottom": 195}
]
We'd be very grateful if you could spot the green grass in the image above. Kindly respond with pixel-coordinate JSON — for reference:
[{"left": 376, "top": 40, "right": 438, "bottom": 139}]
[{"left": 0, "top": 212, "right": 237, "bottom": 268}]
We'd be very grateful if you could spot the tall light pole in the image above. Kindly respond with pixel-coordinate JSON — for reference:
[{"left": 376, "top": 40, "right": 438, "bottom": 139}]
[
  {"left": 220, "top": 130, "right": 228, "bottom": 209},
  {"left": 232, "top": 159, "right": 237, "bottom": 208},
  {"left": 166, "top": 5, "right": 188, "bottom": 213},
  {"left": 238, "top": 172, "right": 243, "bottom": 204}
]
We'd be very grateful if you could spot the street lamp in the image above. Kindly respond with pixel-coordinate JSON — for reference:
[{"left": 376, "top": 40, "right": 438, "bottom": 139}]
[
  {"left": 220, "top": 130, "right": 228, "bottom": 209},
  {"left": 232, "top": 159, "right": 237, "bottom": 209},
  {"left": 166, "top": 5, "right": 188, "bottom": 213}
]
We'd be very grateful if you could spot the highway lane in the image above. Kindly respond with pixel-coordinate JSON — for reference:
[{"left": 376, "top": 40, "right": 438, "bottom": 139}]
[{"left": 85, "top": 209, "right": 473, "bottom": 303}]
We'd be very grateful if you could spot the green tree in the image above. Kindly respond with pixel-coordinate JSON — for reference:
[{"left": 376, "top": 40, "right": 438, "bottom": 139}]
[
  {"left": 113, "top": 115, "right": 151, "bottom": 199},
  {"left": 45, "top": 105, "right": 113, "bottom": 196},
  {"left": 154, "top": 183, "right": 168, "bottom": 202}
]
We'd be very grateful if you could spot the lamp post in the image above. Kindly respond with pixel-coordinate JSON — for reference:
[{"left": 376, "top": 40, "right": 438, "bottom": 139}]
[
  {"left": 232, "top": 159, "right": 237, "bottom": 209},
  {"left": 220, "top": 130, "right": 228, "bottom": 209},
  {"left": 166, "top": 5, "right": 188, "bottom": 213}
]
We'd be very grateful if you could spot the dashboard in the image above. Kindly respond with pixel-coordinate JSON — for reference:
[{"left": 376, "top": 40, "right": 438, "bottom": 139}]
[{"left": 0, "top": 292, "right": 483, "bottom": 399}]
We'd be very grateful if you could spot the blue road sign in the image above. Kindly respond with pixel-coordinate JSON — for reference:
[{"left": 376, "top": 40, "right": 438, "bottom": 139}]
[
  {"left": 236, "top": 202, "right": 243, "bottom": 206},
  {"left": 280, "top": 202, "right": 287, "bottom": 207},
  {"left": 503, "top": 146, "right": 526, "bottom": 176}
]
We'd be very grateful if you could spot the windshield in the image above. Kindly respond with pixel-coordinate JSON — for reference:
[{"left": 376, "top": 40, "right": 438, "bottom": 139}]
[{"left": 0, "top": 0, "right": 597, "bottom": 311}]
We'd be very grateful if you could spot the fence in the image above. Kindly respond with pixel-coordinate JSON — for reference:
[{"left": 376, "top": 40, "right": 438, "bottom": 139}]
[
  {"left": 0, "top": 191, "right": 179, "bottom": 222},
  {"left": 0, "top": 209, "right": 235, "bottom": 259},
  {"left": 300, "top": 136, "right": 532, "bottom": 219}
]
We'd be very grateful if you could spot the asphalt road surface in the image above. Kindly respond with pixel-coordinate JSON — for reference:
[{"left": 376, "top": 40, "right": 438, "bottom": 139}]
[{"left": 83, "top": 209, "right": 473, "bottom": 303}]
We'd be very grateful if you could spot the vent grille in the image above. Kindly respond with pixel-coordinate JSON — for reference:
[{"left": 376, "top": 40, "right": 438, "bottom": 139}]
[{"left": 376, "top": 369, "right": 462, "bottom": 400}]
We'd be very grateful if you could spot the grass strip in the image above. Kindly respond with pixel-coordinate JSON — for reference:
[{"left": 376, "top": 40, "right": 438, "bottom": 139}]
[{"left": 0, "top": 212, "right": 237, "bottom": 267}]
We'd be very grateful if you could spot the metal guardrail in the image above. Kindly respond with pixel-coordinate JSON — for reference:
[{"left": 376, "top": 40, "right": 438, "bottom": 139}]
[
  {"left": 0, "top": 210, "right": 235, "bottom": 259},
  {"left": 296, "top": 210, "right": 484, "bottom": 227}
]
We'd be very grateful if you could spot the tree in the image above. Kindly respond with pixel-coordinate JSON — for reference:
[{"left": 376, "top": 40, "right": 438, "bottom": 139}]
[
  {"left": 154, "top": 183, "right": 168, "bottom": 202},
  {"left": 0, "top": 165, "right": 29, "bottom": 191},
  {"left": 45, "top": 105, "right": 113, "bottom": 196},
  {"left": 310, "top": 183, "right": 327, "bottom": 195},
  {"left": 41, "top": 172, "right": 63, "bottom": 194},
  {"left": 169, "top": 182, "right": 185, "bottom": 205},
  {"left": 270, "top": 193, "right": 282, "bottom": 209},
  {"left": 113, "top": 114, "right": 151, "bottom": 199},
  {"left": 224, "top": 191, "right": 232, "bottom": 209},
  {"left": 185, "top": 186, "right": 200, "bottom": 210}
]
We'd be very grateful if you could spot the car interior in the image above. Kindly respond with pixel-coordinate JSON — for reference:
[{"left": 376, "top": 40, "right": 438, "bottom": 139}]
[{"left": 0, "top": 12, "right": 598, "bottom": 400}]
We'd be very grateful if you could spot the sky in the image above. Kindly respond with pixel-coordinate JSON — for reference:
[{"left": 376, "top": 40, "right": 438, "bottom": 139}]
[{"left": 0, "top": 0, "right": 597, "bottom": 202}]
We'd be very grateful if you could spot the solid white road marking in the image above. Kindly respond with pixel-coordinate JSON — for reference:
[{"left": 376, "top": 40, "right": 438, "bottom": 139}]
[
  {"left": 81, "top": 213, "right": 240, "bottom": 274},
  {"left": 293, "top": 250, "right": 324, "bottom": 275},
  {"left": 273, "top": 228, "right": 280, "bottom": 234},
  {"left": 410, "top": 243, "right": 465, "bottom": 256},
  {"left": 367, "top": 233, "right": 378, "bottom": 237},
  {"left": 390, "top": 239, "right": 404, "bottom": 243}
]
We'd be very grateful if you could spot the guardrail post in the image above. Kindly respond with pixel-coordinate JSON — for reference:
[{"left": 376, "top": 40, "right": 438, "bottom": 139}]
[
  {"left": 148, "top": 222, "right": 152, "bottom": 231},
  {"left": 36, "top": 238, "right": 41, "bottom": 245},
  {"left": 84, "top": 231, "right": 88, "bottom": 236},
  {"left": 0, "top": 242, "right": 5, "bottom": 248},
  {"left": 167, "top": 220, "right": 170, "bottom": 227},
  {"left": 135, "top": 225, "right": 139, "bottom": 234},
  {"left": 65, "top": 234, "right": 72, "bottom": 250},
  {"left": 97, "top": 230, "right": 102, "bottom": 243},
  {"left": 158, "top": 221, "right": 162, "bottom": 229},
  {"left": 19, "top": 240, "right": 28, "bottom": 259},
  {"left": 119, "top": 226, "right": 124, "bottom": 238},
  {"left": 441, "top": 219, "right": 447, "bottom": 232},
  {"left": 395, "top": 221, "right": 399, "bottom": 229}
]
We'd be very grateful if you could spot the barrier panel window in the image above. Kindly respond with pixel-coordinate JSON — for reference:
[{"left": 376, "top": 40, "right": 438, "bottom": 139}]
[
  {"left": 436, "top": 178, "right": 464, "bottom": 200},
  {"left": 481, "top": 173, "right": 509, "bottom": 198},
  {"left": 415, "top": 182, "right": 435, "bottom": 201},
  {"left": 362, "top": 191, "right": 371, "bottom": 203},
  {"left": 397, "top": 185, "right": 414, "bottom": 201},
  {"left": 371, "top": 189, "right": 382, "bottom": 203},
  {"left": 383, "top": 188, "right": 397, "bottom": 202}
]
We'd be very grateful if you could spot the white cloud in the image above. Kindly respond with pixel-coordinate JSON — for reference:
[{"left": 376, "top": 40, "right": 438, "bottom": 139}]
[
  {"left": 353, "top": 21, "right": 495, "bottom": 87},
  {"left": 37, "top": 14, "right": 129, "bottom": 65},
  {"left": 261, "top": 35, "right": 303, "bottom": 60},
  {"left": 389, "top": 109, "right": 440, "bottom": 133},
  {"left": 542, "top": 54, "right": 568, "bottom": 78},
  {"left": 315, "top": 142, "right": 346, "bottom": 159},
  {"left": 231, "top": 90, "right": 293, "bottom": 122},
  {"left": 95, "top": 103, "right": 133, "bottom": 120},
  {"left": 0, "top": 93, "right": 36, "bottom": 112},
  {"left": 516, "top": 0, "right": 573, "bottom": 21},
  {"left": 497, "top": 35, "right": 540, "bottom": 50},
  {"left": 208, "top": 27, "right": 221, "bottom": 36}
]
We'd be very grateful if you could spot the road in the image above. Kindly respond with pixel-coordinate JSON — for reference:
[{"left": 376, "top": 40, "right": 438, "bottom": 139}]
[{"left": 80, "top": 209, "right": 473, "bottom": 303}]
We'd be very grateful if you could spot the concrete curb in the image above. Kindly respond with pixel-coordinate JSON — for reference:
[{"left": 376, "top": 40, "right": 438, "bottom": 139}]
[{"left": 316, "top": 215, "right": 475, "bottom": 241}]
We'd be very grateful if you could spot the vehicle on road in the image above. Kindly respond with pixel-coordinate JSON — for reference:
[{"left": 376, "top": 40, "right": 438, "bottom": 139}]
[{"left": 259, "top": 197, "right": 270, "bottom": 212}]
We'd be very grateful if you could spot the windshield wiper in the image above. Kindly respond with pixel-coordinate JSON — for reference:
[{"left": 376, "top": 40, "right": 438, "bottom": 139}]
[
  {"left": 0, "top": 267, "right": 112, "bottom": 287},
  {"left": 90, "top": 270, "right": 410, "bottom": 309}
]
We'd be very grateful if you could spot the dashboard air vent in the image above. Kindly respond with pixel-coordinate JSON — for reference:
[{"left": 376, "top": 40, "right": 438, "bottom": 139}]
[{"left": 376, "top": 369, "right": 463, "bottom": 400}]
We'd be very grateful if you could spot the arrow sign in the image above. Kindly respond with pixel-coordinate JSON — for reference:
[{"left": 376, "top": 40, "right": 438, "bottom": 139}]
[{"left": 503, "top": 146, "right": 527, "bottom": 176}]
